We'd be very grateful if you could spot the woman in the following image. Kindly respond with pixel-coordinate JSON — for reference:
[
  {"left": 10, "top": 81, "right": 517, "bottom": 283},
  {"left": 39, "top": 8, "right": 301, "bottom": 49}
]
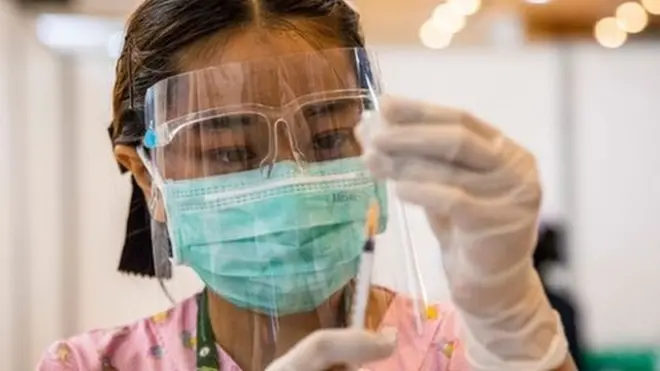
[{"left": 38, "top": 0, "right": 577, "bottom": 370}]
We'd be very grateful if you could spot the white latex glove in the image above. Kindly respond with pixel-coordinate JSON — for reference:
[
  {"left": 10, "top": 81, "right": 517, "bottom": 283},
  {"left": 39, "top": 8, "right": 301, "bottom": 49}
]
[
  {"left": 358, "top": 96, "right": 569, "bottom": 371},
  {"left": 265, "top": 328, "right": 397, "bottom": 371}
]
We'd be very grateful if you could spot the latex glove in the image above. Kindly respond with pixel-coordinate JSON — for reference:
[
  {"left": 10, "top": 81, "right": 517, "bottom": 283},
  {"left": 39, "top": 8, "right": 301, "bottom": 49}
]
[
  {"left": 265, "top": 328, "right": 397, "bottom": 371},
  {"left": 359, "top": 96, "right": 568, "bottom": 371}
]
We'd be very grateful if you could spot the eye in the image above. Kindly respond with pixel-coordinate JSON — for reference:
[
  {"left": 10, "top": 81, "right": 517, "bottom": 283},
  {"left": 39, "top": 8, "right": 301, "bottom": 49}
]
[
  {"left": 203, "top": 147, "right": 255, "bottom": 163},
  {"left": 313, "top": 129, "right": 354, "bottom": 151}
]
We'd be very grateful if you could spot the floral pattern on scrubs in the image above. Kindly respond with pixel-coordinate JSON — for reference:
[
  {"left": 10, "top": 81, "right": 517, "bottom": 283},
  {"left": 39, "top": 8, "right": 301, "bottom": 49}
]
[{"left": 36, "top": 293, "right": 470, "bottom": 370}]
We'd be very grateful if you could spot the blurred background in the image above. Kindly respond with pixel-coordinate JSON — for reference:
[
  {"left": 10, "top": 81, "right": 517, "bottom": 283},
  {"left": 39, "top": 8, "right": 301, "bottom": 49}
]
[{"left": 1, "top": 0, "right": 660, "bottom": 369}]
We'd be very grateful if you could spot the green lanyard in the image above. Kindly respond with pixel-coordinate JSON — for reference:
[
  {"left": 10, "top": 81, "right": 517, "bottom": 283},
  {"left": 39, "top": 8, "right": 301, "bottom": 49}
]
[
  {"left": 196, "top": 289, "right": 221, "bottom": 371},
  {"left": 195, "top": 288, "right": 353, "bottom": 371}
]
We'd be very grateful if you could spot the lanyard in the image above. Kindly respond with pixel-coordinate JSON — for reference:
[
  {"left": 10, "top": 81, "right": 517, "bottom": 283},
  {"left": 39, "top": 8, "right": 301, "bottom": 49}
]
[
  {"left": 196, "top": 289, "right": 221, "bottom": 370},
  {"left": 195, "top": 288, "right": 353, "bottom": 370}
]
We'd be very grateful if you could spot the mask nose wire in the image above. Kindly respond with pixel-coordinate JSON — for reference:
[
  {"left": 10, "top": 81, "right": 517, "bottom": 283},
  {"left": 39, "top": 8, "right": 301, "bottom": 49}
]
[
  {"left": 258, "top": 116, "right": 278, "bottom": 178},
  {"left": 276, "top": 118, "right": 307, "bottom": 170},
  {"left": 259, "top": 118, "right": 307, "bottom": 177}
]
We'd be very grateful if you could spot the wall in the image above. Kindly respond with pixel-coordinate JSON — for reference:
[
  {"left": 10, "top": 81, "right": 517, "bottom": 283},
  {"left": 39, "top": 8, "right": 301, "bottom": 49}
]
[
  {"left": 0, "top": 5, "right": 66, "bottom": 369},
  {"left": 0, "top": 2, "right": 16, "bottom": 369},
  {"left": 2, "top": 18, "right": 660, "bottom": 367},
  {"left": 573, "top": 43, "right": 660, "bottom": 347}
]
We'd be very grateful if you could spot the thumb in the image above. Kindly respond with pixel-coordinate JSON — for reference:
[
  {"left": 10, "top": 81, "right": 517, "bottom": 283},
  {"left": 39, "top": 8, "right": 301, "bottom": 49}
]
[{"left": 313, "top": 327, "right": 398, "bottom": 366}]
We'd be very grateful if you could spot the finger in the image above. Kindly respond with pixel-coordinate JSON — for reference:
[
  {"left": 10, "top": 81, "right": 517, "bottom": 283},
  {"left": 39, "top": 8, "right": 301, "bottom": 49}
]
[
  {"left": 371, "top": 124, "right": 500, "bottom": 171},
  {"left": 380, "top": 95, "right": 501, "bottom": 141},
  {"left": 313, "top": 328, "right": 398, "bottom": 368},
  {"left": 365, "top": 152, "right": 452, "bottom": 181},
  {"left": 364, "top": 153, "right": 471, "bottom": 187},
  {"left": 364, "top": 154, "right": 523, "bottom": 198},
  {"left": 380, "top": 95, "right": 461, "bottom": 124},
  {"left": 394, "top": 181, "right": 481, "bottom": 227},
  {"left": 395, "top": 181, "right": 532, "bottom": 235}
]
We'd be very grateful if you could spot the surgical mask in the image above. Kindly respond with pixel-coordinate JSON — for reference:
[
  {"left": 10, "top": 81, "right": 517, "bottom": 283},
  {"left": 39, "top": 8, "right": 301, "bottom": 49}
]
[{"left": 157, "top": 157, "right": 387, "bottom": 315}]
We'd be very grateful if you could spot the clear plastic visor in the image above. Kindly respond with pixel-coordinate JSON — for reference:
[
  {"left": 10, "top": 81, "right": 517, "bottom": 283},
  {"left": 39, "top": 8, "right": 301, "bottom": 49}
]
[{"left": 143, "top": 48, "right": 380, "bottom": 180}]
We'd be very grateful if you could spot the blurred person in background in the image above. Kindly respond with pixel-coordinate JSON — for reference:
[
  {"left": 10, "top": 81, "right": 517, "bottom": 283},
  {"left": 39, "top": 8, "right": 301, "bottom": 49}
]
[
  {"left": 37, "top": 0, "right": 576, "bottom": 370},
  {"left": 534, "top": 224, "right": 585, "bottom": 370}
]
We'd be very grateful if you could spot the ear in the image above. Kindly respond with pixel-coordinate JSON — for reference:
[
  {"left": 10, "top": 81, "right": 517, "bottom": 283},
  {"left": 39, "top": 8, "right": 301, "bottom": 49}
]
[
  {"left": 114, "top": 144, "right": 166, "bottom": 223},
  {"left": 114, "top": 144, "right": 151, "bottom": 194}
]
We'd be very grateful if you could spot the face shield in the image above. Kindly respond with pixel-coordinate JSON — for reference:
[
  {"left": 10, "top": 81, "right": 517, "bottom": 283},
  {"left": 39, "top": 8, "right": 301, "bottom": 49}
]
[{"left": 137, "top": 47, "right": 430, "bottom": 368}]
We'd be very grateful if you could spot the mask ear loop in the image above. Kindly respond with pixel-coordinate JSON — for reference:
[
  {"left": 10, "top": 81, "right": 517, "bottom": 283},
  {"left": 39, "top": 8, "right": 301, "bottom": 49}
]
[
  {"left": 136, "top": 147, "right": 175, "bottom": 304},
  {"left": 136, "top": 147, "right": 165, "bottom": 192},
  {"left": 127, "top": 44, "right": 176, "bottom": 304}
]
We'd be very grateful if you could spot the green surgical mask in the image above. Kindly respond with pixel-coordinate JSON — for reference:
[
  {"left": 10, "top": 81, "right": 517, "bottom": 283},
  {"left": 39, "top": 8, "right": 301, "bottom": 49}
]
[{"left": 158, "top": 158, "right": 388, "bottom": 315}]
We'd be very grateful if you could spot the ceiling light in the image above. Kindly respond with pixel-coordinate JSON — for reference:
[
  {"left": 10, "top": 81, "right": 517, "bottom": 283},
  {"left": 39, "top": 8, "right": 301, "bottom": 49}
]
[
  {"left": 35, "top": 14, "right": 123, "bottom": 57},
  {"left": 641, "top": 0, "right": 660, "bottom": 15},
  {"left": 616, "top": 2, "right": 649, "bottom": 33},
  {"left": 419, "top": 20, "right": 453, "bottom": 49},
  {"left": 447, "top": 0, "right": 482, "bottom": 16},
  {"left": 431, "top": 4, "right": 467, "bottom": 33},
  {"left": 594, "top": 17, "right": 628, "bottom": 48}
]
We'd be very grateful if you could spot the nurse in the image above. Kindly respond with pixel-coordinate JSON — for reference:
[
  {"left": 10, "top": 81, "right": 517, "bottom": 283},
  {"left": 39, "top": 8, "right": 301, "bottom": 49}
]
[{"left": 38, "top": 0, "right": 576, "bottom": 370}]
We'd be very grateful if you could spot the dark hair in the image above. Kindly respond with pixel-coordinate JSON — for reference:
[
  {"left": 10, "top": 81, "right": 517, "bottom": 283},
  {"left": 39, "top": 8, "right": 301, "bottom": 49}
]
[
  {"left": 110, "top": 0, "right": 364, "bottom": 144},
  {"left": 110, "top": 0, "right": 365, "bottom": 277}
]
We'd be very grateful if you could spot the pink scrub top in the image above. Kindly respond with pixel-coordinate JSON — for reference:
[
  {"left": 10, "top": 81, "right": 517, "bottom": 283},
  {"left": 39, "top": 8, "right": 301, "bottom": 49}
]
[{"left": 37, "top": 292, "right": 471, "bottom": 370}]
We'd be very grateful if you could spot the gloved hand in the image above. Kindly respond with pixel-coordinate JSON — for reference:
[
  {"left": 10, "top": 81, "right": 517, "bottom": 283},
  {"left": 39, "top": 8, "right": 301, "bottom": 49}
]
[
  {"left": 265, "top": 327, "right": 397, "bottom": 371},
  {"left": 358, "top": 96, "right": 569, "bottom": 371}
]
